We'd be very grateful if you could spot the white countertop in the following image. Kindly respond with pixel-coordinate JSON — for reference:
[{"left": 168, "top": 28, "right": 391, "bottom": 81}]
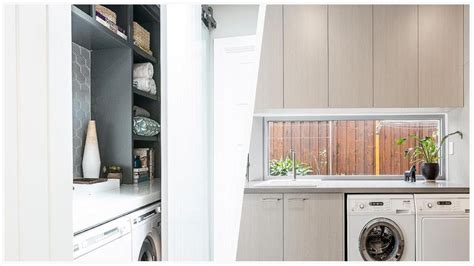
[
  {"left": 245, "top": 179, "right": 469, "bottom": 193},
  {"left": 73, "top": 179, "right": 161, "bottom": 234}
]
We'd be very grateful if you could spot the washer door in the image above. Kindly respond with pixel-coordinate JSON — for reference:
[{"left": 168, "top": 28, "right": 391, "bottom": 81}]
[
  {"left": 359, "top": 218, "right": 404, "bottom": 261},
  {"left": 138, "top": 235, "right": 157, "bottom": 261}
]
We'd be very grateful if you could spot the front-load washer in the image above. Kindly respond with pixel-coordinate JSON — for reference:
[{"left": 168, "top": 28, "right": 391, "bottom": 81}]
[
  {"left": 347, "top": 194, "right": 415, "bottom": 261},
  {"left": 73, "top": 215, "right": 132, "bottom": 262},
  {"left": 415, "top": 194, "right": 469, "bottom": 261},
  {"left": 131, "top": 202, "right": 161, "bottom": 261}
]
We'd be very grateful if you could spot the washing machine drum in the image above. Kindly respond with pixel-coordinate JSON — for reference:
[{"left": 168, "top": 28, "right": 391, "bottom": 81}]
[
  {"left": 359, "top": 218, "right": 404, "bottom": 261},
  {"left": 138, "top": 228, "right": 161, "bottom": 261}
]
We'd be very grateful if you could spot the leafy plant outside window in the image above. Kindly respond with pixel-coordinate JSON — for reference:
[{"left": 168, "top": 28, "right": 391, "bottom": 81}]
[{"left": 269, "top": 156, "right": 313, "bottom": 176}]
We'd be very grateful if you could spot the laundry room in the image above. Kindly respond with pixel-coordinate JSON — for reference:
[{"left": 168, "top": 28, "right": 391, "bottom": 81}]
[
  {"left": 240, "top": 4, "right": 470, "bottom": 262},
  {"left": 2, "top": 2, "right": 472, "bottom": 264}
]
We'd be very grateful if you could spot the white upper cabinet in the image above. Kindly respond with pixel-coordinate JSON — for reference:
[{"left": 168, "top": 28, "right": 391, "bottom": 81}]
[
  {"left": 283, "top": 5, "right": 328, "bottom": 108},
  {"left": 373, "top": 5, "right": 418, "bottom": 107},
  {"left": 255, "top": 5, "right": 284, "bottom": 110},
  {"left": 418, "top": 5, "right": 464, "bottom": 107},
  {"left": 328, "top": 5, "right": 373, "bottom": 107}
]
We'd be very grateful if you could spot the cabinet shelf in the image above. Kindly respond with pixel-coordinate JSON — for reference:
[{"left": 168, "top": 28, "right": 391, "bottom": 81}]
[
  {"left": 133, "top": 87, "right": 158, "bottom": 101},
  {"left": 72, "top": 6, "right": 129, "bottom": 50},
  {"left": 133, "top": 46, "right": 158, "bottom": 64},
  {"left": 133, "top": 134, "right": 159, "bottom": 142}
]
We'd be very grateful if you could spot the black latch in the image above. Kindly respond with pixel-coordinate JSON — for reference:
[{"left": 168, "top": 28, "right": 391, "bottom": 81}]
[{"left": 202, "top": 5, "right": 217, "bottom": 30}]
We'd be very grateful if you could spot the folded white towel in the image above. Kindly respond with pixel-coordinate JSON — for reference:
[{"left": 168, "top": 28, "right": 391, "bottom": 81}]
[
  {"left": 133, "top": 63, "right": 154, "bottom": 79},
  {"left": 133, "top": 78, "right": 157, "bottom": 95}
]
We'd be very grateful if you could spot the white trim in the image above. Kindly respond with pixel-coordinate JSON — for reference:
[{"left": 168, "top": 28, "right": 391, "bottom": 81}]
[
  {"left": 263, "top": 114, "right": 447, "bottom": 180},
  {"left": 47, "top": 4, "right": 73, "bottom": 260},
  {"left": 3, "top": 4, "right": 20, "bottom": 261}
]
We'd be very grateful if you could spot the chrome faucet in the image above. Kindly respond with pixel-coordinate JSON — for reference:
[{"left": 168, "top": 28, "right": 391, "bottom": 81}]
[{"left": 290, "top": 149, "right": 297, "bottom": 181}]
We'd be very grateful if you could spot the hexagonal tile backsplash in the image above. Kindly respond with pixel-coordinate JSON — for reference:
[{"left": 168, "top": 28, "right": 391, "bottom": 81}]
[{"left": 72, "top": 43, "right": 91, "bottom": 178}]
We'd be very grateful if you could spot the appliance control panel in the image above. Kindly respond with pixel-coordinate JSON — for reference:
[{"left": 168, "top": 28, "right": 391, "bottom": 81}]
[
  {"left": 348, "top": 198, "right": 414, "bottom": 214},
  {"left": 416, "top": 198, "right": 469, "bottom": 214}
]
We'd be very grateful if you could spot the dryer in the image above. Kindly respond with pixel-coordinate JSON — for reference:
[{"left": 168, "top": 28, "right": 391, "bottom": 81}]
[
  {"left": 415, "top": 194, "right": 469, "bottom": 261},
  {"left": 347, "top": 194, "right": 415, "bottom": 261},
  {"left": 130, "top": 202, "right": 161, "bottom": 261}
]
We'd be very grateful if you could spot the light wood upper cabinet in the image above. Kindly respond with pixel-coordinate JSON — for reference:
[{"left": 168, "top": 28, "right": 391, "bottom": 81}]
[
  {"left": 283, "top": 193, "right": 344, "bottom": 261},
  {"left": 283, "top": 5, "right": 328, "bottom": 108},
  {"left": 255, "top": 5, "right": 284, "bottom": 110},
  {"left": 419, "top": 5, "right": 464, "bottom": 107},
  {"left": 373, "top": 5, "right": 418, "bottom": 107},
  {"left": 328, "top": 5, "right": 373, "bottom": 107},
  {"left": 237, "top": 193, "right": 283, "bottom": 261}
]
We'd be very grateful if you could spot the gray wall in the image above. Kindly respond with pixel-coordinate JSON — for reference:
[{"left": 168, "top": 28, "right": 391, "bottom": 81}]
[{"left": 72, "top": 43, "right": 91, "bottom": 178}]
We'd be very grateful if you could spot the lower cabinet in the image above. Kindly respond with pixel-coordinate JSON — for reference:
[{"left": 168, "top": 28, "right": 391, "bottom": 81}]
[
  {"left": 237, "top": 193, "right": 344, "bottom": 261},
  {"left": 237, "top": 193, "right": 284, "bottom": 261},
  {"left": 283, "top": 193, "right": 344, "bottom": 261}
]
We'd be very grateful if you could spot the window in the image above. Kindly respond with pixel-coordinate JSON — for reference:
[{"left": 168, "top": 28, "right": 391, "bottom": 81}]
[{"left": 265, "top": 115, "right": 444, "bottom": 179}]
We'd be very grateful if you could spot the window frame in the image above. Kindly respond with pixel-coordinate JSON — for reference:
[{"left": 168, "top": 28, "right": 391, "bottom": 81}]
[{"left": 263, "top": 114, "right": 447, "bottom": 180}]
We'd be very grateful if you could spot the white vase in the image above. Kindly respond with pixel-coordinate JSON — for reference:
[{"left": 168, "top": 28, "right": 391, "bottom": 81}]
[{"left": 82, "top": 120, "right": 101, "bottom": 178}]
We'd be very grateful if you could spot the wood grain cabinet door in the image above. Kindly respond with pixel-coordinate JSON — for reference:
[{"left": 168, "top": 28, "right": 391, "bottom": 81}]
[
  {"left": 373, "top": 5, "right": 418, "bottom": 107},
  {"left": 254, "top": 5, "right": 284, "bottom": 110},
  {"left": 419, "top": 5, "right": 464, "bottom": 107},
  {"left": 283, "top": 5, "right": 328, "bottom": 108},
  {"left": 237, "top": 193, "right": 284, "bottom": 261},
  {"left": 283, "top": 193, "right": 344, "bottom": 261},
  {"left": 328, "top": 5, "right": 373, "bottom": 107}
]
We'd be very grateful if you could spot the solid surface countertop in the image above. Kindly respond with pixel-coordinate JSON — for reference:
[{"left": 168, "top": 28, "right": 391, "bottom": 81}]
[
  {"left": 245, "top": 179, "right": 469, "bottom": 194},
  {"left": 73, "top": 179, "right": 161, "bottom": 234}
]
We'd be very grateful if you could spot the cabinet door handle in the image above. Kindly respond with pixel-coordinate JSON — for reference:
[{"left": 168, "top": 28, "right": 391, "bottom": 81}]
[
  {"left": 261, "top": 198, "right": 281, "bottom": 202},
  {"left": 287, "top": 198, "right": 309, "bottom": 201}
]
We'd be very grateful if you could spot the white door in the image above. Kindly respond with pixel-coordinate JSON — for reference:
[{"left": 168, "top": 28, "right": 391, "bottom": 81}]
[{"left": 418, "top": 217, "right": 469, "bottom": 261}]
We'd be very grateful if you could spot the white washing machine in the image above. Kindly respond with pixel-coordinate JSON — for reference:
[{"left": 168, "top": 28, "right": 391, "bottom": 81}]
[
  {"left": 347, "top": 194, "right": 415, "bottom": 261},
  {"left": 73, "top": 215, "right": 132, "bottom": 262},
  {"left": 130, "top": 202, "right": 161, "bottom": 261},
  {"left": 415, "top": 194, "right": 469, "bottom": 261}
]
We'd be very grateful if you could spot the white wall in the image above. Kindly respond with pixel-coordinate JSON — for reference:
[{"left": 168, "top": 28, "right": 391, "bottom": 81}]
[
  {"left": 3, "top": 4, "right": 73, "bottom": 260},
  {"left": 160, "top": 4, "right": 211, "bottom": 261},
  {"left": 210, "top": 5, "right": 264, "bottom": 261},
  {"left": 211, "top": 5, "right": 259, "bottom": 39}
]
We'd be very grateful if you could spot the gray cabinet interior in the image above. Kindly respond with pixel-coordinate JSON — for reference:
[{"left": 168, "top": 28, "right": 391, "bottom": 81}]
[{"left": 72, "top": 5, "right": 161, "bottom": 184}]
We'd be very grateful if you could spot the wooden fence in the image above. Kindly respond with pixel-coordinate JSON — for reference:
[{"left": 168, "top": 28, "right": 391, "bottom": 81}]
[{"left": 268, "top": 120, "right": 438, "bottom": 176}]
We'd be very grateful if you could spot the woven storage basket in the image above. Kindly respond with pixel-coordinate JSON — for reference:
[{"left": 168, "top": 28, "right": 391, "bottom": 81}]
[
  {"left": 133, "top": 21, "right": 151, "bottom": 51},
  {"left": 96, "top": 5, "right": 116, "bottom": 24}
]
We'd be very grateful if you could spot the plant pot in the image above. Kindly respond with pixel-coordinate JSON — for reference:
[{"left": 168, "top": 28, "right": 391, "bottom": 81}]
[{"left": 421, "top": 163, "right": 440, "bottom": 182}]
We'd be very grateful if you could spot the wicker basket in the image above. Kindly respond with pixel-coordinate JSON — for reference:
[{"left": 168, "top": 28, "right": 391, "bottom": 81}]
[
  {"left": 133, "top": 21, "right": 151, "bottom": 51},
  {"left": 96, "top": 5, "right": 116, "bottom": 24}
]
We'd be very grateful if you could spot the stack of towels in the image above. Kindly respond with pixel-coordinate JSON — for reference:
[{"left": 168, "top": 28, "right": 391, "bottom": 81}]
[{"left": 133, "top": 63, "right": 157, "bottom": 95}]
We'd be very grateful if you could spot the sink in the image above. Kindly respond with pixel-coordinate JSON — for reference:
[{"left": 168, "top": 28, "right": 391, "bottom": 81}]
[{"left": 253, "top": 179, "right": 321, "bottom": 187}]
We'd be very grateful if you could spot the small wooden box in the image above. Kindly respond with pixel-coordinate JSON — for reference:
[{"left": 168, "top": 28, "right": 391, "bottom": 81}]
[
  {"left": 95, "top": 5, "right": 117, "bottom": 24},
  {"left": 133, "top": 21, "right": 151, "bottom": 52}
]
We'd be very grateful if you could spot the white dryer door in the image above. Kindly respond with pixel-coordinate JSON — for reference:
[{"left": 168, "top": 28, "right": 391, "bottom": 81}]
[{"left": 419, "top": 217, "right": 469, "bottom": 261}]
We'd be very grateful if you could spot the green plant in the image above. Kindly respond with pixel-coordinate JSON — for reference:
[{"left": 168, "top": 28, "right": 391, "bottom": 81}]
[
  {"left": 269, "top": 156, "right": 313, "bottom": 176},
  {"left": 396, "top": 131, "right": 463, "bottom": 164}
]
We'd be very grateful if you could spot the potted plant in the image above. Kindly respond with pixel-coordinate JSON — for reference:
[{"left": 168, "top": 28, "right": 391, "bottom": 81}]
[{"left": 396, "top": 131, "right": 463, "bottom": 182}]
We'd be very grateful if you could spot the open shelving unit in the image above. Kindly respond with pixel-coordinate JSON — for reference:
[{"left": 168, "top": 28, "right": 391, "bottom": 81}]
[{"left": 72, "top": 4, "right": 160, "bottom": 184}]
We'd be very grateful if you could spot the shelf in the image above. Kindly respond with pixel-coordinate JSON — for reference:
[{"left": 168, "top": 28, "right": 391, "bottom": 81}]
[
  {"left": 133, "top": 134, "right": 159, "bottom": 142},
  {"left": 133, "top": 46, "right": 158, "bottom": 64},
  {"left": 133, "top": 87, "right": 158, "bottom": 101},
  {"left": 72, "top": 6, "right": 129, "bottom": 50}
]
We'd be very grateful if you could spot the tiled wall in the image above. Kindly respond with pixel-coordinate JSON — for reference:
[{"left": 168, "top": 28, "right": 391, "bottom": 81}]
[{"left": 72, "top": 43, "right": 91, "bottom": 178}]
